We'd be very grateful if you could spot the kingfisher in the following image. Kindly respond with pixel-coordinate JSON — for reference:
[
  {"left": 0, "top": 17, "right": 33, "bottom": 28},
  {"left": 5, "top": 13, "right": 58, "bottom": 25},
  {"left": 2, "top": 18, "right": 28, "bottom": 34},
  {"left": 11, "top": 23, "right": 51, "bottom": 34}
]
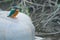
[{"left": 8, "top": 6, "right": 19, "bottom": 18}]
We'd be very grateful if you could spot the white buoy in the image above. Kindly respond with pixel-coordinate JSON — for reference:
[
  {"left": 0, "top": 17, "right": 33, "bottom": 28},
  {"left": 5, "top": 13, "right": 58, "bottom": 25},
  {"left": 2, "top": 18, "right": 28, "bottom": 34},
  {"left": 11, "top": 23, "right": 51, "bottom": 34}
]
[{"left": 0, "top": 11, "right": 35, "bottom": 40}]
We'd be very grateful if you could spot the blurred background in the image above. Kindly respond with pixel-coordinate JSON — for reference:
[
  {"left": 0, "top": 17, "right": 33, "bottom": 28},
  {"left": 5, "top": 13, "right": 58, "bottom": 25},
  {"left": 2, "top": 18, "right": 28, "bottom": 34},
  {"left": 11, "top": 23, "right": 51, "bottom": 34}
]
[{"left": 0, "top": 0, "right": 60, "bottom": 40}]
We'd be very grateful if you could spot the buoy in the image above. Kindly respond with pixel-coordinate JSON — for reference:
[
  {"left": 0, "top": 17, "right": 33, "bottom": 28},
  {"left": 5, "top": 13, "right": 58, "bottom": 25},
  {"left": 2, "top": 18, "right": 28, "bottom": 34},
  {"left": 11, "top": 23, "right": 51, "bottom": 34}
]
[{"left": 0, "top": 11, "right": 35, "bottom": 40}]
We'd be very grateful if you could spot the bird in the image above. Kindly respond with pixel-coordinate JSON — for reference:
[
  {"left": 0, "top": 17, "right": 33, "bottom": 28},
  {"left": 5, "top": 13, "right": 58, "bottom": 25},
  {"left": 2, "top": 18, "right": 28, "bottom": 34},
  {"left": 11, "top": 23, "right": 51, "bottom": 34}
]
[
  {"left": 11, "top": 8, "right": 19, "bottom": 18},
  {"left": 7, "top": 6, "right": 19, "bottom": 18},
  {"left": 7, "top": 9, "right": 16, "bottom": 17}
]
